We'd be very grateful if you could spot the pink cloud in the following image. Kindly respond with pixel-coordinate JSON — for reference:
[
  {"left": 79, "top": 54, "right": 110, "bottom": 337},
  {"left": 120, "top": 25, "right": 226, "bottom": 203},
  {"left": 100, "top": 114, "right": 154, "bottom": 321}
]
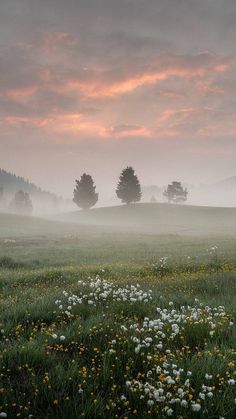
[
  {"left": 1, "top": 115, "right": 49, "bottom": 127},
  {"left": 109, "top": 124, "right": 152, "bottom": 138},
  {"left": 50, "top": 53, "right": 231, "bottom": 98},
  {"left": 5, "top": 86, "right": 38, "bottom": 99},
  {"left": 41, "top": 32, "right": 78, "bottom": 52},
  {"left": 1, "top": 113, "right": 109, "bottom": 139},
  {"left": 0, "top": 50, "right": 234, "bottom": 142}
]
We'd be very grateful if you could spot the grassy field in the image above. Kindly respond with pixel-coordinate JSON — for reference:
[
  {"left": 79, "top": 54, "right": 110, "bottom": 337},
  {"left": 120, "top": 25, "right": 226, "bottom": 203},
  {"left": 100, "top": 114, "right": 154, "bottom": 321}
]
[
  {"left": 1, "top": 208, "right": 236, "bottom": 418},
  {"left": 1, "top": 211, "right": 236, "bottom": 268}
]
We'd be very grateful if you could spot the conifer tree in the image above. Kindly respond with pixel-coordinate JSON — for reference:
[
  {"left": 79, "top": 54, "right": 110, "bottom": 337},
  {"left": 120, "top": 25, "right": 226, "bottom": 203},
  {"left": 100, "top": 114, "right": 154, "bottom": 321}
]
[
  {"left": 12, "top": 190, "right": 33, "bottom": 214},
  {"left": 116, "top": 166, "right": 142, "bottom": 204},
  {"left": 73, "top": 174, "right": 98, "bottom": 209},
  {"left": 163, "top": 181, "right": 188, "bottom": 203},
  {"left": 0, "top": 187, "right": 4, "bottom": 209}
]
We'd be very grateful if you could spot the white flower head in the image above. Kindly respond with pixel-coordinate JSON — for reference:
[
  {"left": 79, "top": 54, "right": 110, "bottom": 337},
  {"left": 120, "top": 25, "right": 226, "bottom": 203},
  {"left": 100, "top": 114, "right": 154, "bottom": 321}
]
[{"left": 192, "top": 403, "right": 201, "bottom": 412}]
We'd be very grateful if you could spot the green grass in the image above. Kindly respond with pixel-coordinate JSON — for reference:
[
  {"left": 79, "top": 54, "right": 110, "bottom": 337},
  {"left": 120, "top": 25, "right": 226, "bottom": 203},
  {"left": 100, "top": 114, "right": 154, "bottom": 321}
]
[
  {"left": 2, "top": 212, "right": 236, "bottom": 268},
  {"left": 2, "top": 209, "right": 236, "bottom": 417},
  {"left": 1, "top": 254, "right": 236, "bottom": 418}
]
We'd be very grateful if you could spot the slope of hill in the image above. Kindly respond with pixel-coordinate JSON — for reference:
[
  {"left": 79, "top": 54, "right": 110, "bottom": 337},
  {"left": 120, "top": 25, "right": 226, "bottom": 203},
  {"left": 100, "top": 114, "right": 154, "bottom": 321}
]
[
  {"left": 0, "top": 168, "right": 54, "bottom": 197},
  {"left": 0, "top": 213, "right": 107, "bottom": 238},
  {"left": 1, "top": 202, "right": 236, "bottom": 238},
  {"left": 56, "top": 202, "right": 236, "bottom": 235},
  {"left": 0, "top": 168, "right": 66, "bottom": 213},
  {"left": 2, "top": 209, "right": 236, "bottom": 269},
  {"left": 1, "top": 206, "right": 236, "bottom": 268}
]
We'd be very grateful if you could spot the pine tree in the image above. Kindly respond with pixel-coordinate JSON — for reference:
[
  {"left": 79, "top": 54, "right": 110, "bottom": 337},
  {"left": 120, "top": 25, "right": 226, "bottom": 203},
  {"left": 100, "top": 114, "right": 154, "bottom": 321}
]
[
  {"left": 73, "top": 174, "right": 98, "bottom": 210},
  {"left": 0, "top": 187, "right": 4, "bottom": 209},
  {"left": 116, "top": 166, "right": 142, "bottom": 204},
  {"left": 163, "top": 181, "right": 188, "bottom": 203},
  {"left": 12, "top": 190, "right": 33, "bottom": 214}
]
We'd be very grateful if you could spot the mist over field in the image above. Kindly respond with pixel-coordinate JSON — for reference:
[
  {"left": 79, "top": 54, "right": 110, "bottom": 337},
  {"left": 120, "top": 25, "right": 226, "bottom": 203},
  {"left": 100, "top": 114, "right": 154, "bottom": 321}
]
[{"left": 1, "top": 1, "right": 236, "bottom": 419}]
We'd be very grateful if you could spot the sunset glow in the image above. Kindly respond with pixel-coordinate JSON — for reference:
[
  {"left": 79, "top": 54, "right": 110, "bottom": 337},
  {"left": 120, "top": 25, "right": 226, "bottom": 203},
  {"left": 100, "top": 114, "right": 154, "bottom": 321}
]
[{"left": 0, "top": 0, "right": 236, "bottom": 196}]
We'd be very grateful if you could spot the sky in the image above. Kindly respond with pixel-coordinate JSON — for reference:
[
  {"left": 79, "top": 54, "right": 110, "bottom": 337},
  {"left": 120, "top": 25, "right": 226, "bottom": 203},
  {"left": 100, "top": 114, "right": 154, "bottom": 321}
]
[{"left": 0, "top": 0, "right": 236, "bottom": 200}]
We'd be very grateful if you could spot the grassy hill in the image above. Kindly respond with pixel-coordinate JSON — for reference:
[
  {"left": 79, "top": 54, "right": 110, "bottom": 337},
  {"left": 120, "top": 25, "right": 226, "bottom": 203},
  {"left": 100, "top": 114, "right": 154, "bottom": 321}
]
[
  {"left": 0, "top": 212, "right": 100, "bottom": 238},
  {"left": 57, "top": 202, "right": 236, "bottom": 235},
  {"left": 1, "top": 208, "right": 236, "bottom": 267},
  {"left": 2, "top": 202, "right": 236, "bottom": 237},
  {"left": 1, "top": 203, "right": 236, "bottom": 267}
]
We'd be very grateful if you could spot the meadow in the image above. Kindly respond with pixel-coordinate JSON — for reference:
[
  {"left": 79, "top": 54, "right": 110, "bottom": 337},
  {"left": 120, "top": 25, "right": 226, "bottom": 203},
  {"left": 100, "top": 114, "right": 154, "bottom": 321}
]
[{"left": 1, "top": 207, "right": 236, "bottom": 418}]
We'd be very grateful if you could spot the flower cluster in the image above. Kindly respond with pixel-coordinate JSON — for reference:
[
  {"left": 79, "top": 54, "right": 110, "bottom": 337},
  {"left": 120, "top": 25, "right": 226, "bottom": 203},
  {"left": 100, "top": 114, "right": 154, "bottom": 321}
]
[
  {"left": 126, "top": 354, "right": 236, "bottom": 416},
  {"left": 206, "top": 245, "right": 218, "bottom": 255},
  {"left": 112, "top": 301, "right": 235, "bottom": 416},
  {"left": 126, "top": 361, "right": 204, "bottom": 415},
  {"left": 55, "top": 275, "right": 153, "bottom": 315},
  {"left": 153, "top": 257, "right": 169, "bottom": 276},
  {"left": 124, "top": 301, "right": 233, "bottom": 355}
]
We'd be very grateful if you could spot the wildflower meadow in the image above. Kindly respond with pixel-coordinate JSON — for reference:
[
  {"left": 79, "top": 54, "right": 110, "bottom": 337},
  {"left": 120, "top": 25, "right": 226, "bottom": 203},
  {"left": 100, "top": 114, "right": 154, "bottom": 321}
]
[{"left": 1, "top": 242, "right": 236, "bottom": 418}]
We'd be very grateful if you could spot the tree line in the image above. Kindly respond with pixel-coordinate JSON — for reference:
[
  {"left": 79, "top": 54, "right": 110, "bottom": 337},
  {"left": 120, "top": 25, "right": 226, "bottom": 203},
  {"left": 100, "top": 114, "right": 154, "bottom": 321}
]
[
  {"left": 0, "top": 166, "right": 188, "bottom": 214},
  {"left": 73, "top": 166, "right": 188, "bottom": 210}
]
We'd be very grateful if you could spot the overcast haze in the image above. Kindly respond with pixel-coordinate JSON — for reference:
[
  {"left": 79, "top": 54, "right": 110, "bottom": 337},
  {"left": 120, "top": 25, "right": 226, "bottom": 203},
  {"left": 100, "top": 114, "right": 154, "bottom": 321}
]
[{"left": 0, "top": 0, "right": 236, "bottom": 200}]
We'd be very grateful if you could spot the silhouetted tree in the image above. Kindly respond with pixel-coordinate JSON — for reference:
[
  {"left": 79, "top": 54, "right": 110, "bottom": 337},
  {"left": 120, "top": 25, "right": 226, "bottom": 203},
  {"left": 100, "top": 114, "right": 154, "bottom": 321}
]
[
  {"left": 163, "top": 181, "right": 188, "bottom": 203},
  {"left": 0, "top": 187, "right": 4, "bottom": 209},
  {"left": 12, "top": 190, "right": 33, "bottom": 214},
  {"left": 73, "top": 174, "right": 98, "bottom": 210},
  {"left": 116, "top": 166, "right": 142, "bottom": 204}
]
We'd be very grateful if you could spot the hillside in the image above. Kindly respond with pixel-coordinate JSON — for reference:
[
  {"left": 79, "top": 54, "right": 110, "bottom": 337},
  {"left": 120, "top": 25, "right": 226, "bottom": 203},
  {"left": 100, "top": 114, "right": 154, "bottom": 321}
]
[
  {"left": 0, "top": 213, "right": 107, "bottom": 238},
  {"left": 0, "top": 168, "right": 66, "bottom": 213},
  {"left": 56, "top": 202, "right": 236, "bottom": 235},
  {"left": 2, "top": 210, "right": 236, "bottom": 269},
  {"left": 0, "top": 168, "right": 56, "bottom": 198},
  {"left": 1, "top": 202, "right": 236, "bottom": 239}
]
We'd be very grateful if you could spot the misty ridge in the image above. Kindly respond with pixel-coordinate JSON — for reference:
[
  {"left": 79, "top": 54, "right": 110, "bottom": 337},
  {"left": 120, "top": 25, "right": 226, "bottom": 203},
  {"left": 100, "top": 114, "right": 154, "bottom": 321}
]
[{"left": 0, "top": 168, "right": 73, "bottom": 215}]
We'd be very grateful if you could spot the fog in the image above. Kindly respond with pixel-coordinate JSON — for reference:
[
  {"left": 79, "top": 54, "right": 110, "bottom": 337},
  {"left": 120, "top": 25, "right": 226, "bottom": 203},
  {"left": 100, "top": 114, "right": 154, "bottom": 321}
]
[{"left": 1, "top": 172, "right": 236, "bottom": 220}]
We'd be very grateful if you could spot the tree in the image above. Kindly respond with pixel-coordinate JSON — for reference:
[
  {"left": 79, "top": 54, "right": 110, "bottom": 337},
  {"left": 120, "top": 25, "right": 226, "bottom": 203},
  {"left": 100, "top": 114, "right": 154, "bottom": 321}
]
[
  {"left": 73, "top": 173, "right": 98, "bottom": 210},
  {"left": 116, "top": 166, "right": 142, "bottom": 204},
  {"left": 12, "top": 190, "right": 33, "bottom": 214},
  {"left": 0, "top": 187, "right": 4, "bottom": 209},
  {"left": 163, "top": 181, "right": 188, "bottom": 203}
]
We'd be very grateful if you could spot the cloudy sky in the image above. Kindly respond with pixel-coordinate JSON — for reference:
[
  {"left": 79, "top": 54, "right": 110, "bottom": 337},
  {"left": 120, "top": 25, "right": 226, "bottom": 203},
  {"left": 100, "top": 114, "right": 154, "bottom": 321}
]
[{"left": 0, "top": 0, "right": 236, "bottom": 198}]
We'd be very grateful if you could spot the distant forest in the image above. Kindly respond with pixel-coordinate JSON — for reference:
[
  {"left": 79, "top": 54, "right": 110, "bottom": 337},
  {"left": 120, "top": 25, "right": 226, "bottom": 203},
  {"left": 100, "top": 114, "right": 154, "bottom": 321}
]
[
  {"left": 0, "top": 169, "right": 57, "bottom": 200},
  {"left": 0, "top": 168, "right": 66, "bottom": 214}
]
